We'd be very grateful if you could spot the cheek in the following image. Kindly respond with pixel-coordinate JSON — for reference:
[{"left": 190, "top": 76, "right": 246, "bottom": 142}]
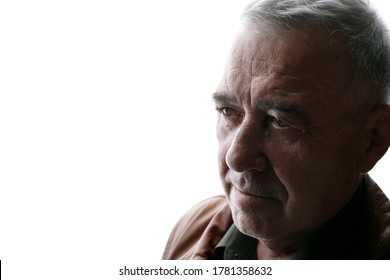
[
  {"left": 266, "top": 143, "right": 333, "bottom": 227},
  {"left": 268, "top": 144, "right": 305, "bottom": 185},
  {"left": 265, "top": 132, "right": 308, "bottom": 170},
  {"left": 267, "top": 134, "right": 354, "bottom": 203},
  {"left": 265, "top": 137, "right": 326, "bottom": 202}
]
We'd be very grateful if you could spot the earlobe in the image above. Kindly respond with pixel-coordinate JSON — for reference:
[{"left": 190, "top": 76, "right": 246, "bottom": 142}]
[{"left": 358, "top": 104, "right": 390, "bottom": 173}]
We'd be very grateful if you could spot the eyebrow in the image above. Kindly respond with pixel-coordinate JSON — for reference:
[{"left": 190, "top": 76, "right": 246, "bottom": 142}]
[
  {"left": 212, "top": 92, "right": 309, "bottom": 122},
  {"left": 260, "top": 100, "right": 303, "bottom": 117},
  {"left": 212, "top": 92, "right": 239, "bottom": 105}
]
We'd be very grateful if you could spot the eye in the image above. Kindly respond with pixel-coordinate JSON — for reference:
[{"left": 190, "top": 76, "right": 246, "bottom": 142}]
[
  {"left": 221, "top": 107, "right": 241, "bottom": 117},
  {"left": 216, "top": 107, "right": 242, "bottom": 118},
  {"left": 269, "top": 116, "right": 289, "bottom": 128},
  {"left": 216, "top": 107, "right": 244, "bottom": 125}
]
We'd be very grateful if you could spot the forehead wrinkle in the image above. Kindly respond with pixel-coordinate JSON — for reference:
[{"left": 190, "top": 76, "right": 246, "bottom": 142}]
[
  {"left": 230, "top": 58, "right": 280, "bottom": 77},
  {"left": 251, "top": 59, "right": 282, "bottom": 77}
]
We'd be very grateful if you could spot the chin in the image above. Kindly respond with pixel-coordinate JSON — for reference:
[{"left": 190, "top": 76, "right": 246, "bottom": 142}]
[{"left": 231, "top": 205, "right": 285, "bottom": 240}]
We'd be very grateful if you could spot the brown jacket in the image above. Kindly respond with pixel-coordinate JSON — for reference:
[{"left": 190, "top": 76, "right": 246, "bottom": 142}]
[{"left": 163, "top": 174, "right": 390, "bottom": 260}]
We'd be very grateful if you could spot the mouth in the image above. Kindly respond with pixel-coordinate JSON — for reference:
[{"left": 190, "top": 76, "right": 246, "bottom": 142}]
[
  {"left": 230, "top": 186, "right": 281, "bottom": 210},
  {"left": 236, "top": 187, "right": 277, "bottom": 199},
  {"left": 237, "top": 187, "right": 264, "bottom": 197}
]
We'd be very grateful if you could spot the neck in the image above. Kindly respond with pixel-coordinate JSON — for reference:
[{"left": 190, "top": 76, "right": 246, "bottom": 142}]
[{"left": 256, "top": 232, "right": 309, "bottom": 260}]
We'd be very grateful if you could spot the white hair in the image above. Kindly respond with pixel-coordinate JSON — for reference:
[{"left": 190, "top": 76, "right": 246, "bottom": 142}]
[{"left": 241, "top": 0, "right": 390, "bottom": 103}]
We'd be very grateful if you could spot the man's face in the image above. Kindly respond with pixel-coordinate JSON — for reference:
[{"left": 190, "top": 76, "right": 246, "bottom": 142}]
[{"left": 215, "top": 26, "right": 367, "bottom": 241}]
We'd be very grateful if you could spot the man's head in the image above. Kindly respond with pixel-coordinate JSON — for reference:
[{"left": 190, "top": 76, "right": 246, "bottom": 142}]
[{"left": 213, "top": 0, "right": 390, "bottom": 245}]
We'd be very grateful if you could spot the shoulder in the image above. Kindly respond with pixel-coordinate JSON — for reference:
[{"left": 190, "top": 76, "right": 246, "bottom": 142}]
[
  {"left": 181, "top": 195, "right": 228, "bottom": 223},
  {"left": 162, "top": 195, "right": 229, "bottom": 260},
  {"left": 168, "top": 195, "right": 228, "bottom": 240},
  {"left": 363, "top": 174, "right": 390, "bottom": 258}
]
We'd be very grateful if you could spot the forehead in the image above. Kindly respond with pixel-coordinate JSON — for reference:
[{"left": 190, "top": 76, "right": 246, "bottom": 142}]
[{"left": 219, "top": 26, "right": 354, "bottom": 101}]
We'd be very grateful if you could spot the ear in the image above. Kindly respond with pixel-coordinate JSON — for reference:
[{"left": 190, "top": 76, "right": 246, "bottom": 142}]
[{"left": 358, "top": 104, "right": 390, "bottom": 173}]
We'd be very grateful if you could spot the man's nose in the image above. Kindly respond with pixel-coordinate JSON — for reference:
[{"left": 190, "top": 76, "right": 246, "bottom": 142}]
[{"left": 225, "top": 117, "right": 269, "bottom": 173}]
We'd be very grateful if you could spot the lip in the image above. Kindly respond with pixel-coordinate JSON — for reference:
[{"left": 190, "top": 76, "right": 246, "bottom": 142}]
[
  {"left": 230, "top": 186, "right": 280, "bottom": 210},
  {"left": 236, "top": 186, "right": 277, "bottom": 199},
  {"left": 237, "top": 188, "right": 263, "bottom": 197}
]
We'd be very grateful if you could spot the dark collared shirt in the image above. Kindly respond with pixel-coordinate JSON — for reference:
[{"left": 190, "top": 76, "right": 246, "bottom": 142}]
[{"left": 214, "top": 224, "right": 258, "bottom": 260}]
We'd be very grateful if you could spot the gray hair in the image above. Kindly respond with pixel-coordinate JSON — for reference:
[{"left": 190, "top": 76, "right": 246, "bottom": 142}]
[{"left": 241, "top": 0, "right": 390, "bottom": 104}]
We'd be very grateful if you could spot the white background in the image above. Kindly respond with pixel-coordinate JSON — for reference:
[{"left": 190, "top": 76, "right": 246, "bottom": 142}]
[{"left": 0, "top": 0, "right": 390, "bottom": 278}]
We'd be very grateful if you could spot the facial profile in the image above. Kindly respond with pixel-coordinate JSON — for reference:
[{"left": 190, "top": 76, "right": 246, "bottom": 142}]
[{"left": 214, "top": 25, "right": 375, "bottom": 244}]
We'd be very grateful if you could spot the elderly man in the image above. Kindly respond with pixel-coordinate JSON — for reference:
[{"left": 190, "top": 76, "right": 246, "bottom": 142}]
[{"left": 163, "top": 0, "right": 390, "bottom": 260}]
